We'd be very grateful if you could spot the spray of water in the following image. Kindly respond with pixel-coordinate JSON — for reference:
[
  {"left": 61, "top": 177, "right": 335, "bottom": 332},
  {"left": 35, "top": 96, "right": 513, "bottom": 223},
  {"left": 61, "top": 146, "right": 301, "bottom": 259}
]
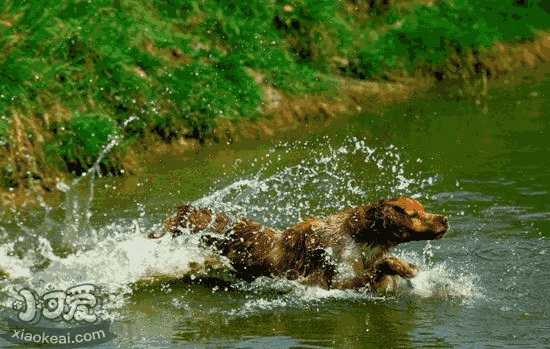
[
  {"left": 57, "top": 116, "right": 138, "bottom": 249},
  {"left": 0, "top": 135, "right": 480, "bottom": 319}
]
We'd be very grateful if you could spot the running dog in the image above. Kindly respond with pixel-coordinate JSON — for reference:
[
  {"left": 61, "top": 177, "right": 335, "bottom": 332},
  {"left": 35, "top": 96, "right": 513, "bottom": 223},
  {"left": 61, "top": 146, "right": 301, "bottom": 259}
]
[{"left": 149, "top": 197, "right": 448, "bottom": 292}]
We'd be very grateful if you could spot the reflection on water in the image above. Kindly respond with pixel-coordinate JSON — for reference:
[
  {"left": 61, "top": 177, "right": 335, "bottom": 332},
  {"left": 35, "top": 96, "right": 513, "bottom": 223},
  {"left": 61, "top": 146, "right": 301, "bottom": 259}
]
[{"left": 1, "top": 65, "right": 550, "bottom": 348}]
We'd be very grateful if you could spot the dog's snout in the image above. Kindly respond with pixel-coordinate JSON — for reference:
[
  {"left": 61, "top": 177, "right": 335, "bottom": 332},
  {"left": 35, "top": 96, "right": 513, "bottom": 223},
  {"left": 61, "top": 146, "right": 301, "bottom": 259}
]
[{"left": 434, "top": 215, "right": 449, "bottom": 236}]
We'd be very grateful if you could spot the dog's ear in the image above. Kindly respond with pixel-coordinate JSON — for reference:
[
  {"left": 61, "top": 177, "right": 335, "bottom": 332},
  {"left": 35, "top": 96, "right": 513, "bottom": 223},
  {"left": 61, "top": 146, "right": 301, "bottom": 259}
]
[{"left": 345, "top": 204, "right": 382, "bottom": 243}]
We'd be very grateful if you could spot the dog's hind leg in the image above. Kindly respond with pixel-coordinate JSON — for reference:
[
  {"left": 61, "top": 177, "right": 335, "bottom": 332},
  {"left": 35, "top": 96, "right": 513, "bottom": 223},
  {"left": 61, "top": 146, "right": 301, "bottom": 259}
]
[{"left": 296, "top": 248, "right": 338, "bottom": 289}]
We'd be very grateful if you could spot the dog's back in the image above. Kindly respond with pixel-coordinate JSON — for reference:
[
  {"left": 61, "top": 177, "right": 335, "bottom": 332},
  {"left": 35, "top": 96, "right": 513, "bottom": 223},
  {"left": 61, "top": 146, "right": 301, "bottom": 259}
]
[{"left": 151, "top": 205, "right": 343, "bottom": 284}]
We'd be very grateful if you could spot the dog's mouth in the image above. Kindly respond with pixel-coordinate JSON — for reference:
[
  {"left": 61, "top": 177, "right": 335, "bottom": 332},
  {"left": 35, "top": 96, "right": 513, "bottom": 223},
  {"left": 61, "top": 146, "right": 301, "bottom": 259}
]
[
  {"left": 410, "top": 214, "right": 448, "bottom": 240},
  {"left": 432, "top": 220, "right": 449, "bottom": 239},
  {"left": 434, "top": 228, "right": 447, "bottom": 239},
  {"left": 416, "top": 227, "right": 447, "bottom": 241},
  {"left": 429, "top": 214, "right": 449, "bottom": 239}
]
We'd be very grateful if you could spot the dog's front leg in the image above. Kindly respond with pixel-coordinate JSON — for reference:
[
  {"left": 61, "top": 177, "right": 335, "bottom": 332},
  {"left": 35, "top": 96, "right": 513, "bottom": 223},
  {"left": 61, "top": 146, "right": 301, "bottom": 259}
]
[
  {"left": 375, "top": 256, "right": 418, "bottom": 278},
  {"left": 314, "top": 258, "right": 418, "bottom": 291},
  {"left": 369, "top": 256, "right": 419, "bottom": 293},
  {"left": 366, "top": 256, "right": 418, "bottom": 293},
  {"left": 299, "top": 248, "right": 338, "bottom": 289}
]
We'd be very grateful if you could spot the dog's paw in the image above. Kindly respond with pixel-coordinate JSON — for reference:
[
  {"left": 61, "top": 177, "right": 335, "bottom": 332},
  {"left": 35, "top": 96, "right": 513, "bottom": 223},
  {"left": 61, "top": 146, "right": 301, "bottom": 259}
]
[
  {"left": 377, "top": 256, "right": 419, "bottom": 278},
  {"left": 148, "top": 230, "right": 166, "bottom": 239},
  {"left": 401, "top": 262, "right": 418, "bottom": 278}
]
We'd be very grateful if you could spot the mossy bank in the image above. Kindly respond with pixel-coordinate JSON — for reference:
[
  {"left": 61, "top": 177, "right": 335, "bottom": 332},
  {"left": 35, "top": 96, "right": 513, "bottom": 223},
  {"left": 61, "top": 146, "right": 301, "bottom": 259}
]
[{"left": 1, "top": 0, "right": 549, "bottom": 204}]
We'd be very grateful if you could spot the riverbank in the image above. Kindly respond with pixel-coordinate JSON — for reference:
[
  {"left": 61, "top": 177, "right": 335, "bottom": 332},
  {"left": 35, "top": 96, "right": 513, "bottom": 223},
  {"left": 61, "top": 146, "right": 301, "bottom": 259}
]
[
  {"left": 214, "top": 31, "right": 550, "bottom": 144},
  {"left": 1, "top": 1, "right": 550, "bottom": 207}
]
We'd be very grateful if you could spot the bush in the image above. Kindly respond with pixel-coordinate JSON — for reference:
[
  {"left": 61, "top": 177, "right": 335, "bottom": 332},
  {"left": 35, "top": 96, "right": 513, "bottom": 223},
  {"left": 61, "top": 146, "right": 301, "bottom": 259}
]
[
  {"left": 162, "top": 56, "right": 262, "bottom": 138},
  {"left": 48, "top": 113, "right": 120, "bottom": 174},
  {"left": 354, "top": 0, "right": 550, "bottom": 78}
]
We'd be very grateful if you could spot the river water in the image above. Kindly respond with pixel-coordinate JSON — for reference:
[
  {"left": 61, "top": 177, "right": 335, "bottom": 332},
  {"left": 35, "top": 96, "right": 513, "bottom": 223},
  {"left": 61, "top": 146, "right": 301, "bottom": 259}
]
[{"left": 0, "top": 66, "right": 549, "bottom": 348}]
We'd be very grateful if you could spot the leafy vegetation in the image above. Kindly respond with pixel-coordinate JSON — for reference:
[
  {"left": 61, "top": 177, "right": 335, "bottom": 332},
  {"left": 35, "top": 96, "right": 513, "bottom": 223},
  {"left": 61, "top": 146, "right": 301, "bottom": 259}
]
[
  {"left": 354, "top": 0, "right": 550, "bottom": 78},
  {"left": 0, "top": 117, "right": 8, "bottom": 145},
  {"left": 46, "top": 113, "right": 120, "bottom": 174},
  {"left": 0, "top": 0, "right": 549, "bottom": 188}
]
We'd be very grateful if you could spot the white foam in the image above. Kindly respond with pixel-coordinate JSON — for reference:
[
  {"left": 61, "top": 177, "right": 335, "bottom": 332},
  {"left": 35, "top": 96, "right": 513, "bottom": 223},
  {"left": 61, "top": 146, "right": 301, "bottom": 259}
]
[
  {"left": 394, "top": 249, "right": 481, "bottom": 300},
  {"left": 0, "top": 243, "right": 32, "bottom": 279},
  {"left": 1, "top": 222, "right": 231, "bottom": 320},
  {"left": 33, "top": 226, "right": 226, "bottom": 292},
  {"left": 227, "top": 277, "right": 383, "bottom": 317}
]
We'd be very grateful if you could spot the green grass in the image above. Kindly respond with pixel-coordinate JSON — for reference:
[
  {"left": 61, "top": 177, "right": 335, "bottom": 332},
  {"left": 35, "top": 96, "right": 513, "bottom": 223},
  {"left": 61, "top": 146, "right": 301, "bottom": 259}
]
[
  {"left": 46, "top": 112, "right": 120, "bottom": 174},
  {"left": 353, "top": 0, "right": 550, "bottom": 78},
  {"left": 0, "top": 116, "right": 8, "bottom": 145},
  {"left": 0, "top": 0, "right": 549, "bottom": 188}
]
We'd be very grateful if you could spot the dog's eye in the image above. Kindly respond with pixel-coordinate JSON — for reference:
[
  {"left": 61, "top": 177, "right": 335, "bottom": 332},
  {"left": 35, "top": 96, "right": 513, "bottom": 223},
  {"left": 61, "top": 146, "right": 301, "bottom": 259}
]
[
  {"left": 392, "top": 205, "right": 407, "bottom": 214},
  {"left": 408, "top": 210, "right": 419, "bottom": 218}
]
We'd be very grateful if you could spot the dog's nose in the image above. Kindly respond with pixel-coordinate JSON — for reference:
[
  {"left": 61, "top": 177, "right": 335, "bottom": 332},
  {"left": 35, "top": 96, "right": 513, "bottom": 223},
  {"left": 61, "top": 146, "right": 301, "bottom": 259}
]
[{"left": 432, "top": 215, "right": 449, "bottom": 236}]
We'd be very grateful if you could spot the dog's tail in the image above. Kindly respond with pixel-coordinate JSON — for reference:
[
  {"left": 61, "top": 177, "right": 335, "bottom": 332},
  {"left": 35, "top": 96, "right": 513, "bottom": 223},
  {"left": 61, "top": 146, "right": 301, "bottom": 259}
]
[{"left": 148, "top": 204, "right": 231, "bottom": 239}]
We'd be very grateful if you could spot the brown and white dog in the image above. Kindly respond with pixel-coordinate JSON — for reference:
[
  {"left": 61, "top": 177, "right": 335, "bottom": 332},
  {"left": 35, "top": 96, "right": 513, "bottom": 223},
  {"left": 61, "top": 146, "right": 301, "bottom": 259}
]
[{"left": 149, "top": 197, "right": 448, "bottom": 292}]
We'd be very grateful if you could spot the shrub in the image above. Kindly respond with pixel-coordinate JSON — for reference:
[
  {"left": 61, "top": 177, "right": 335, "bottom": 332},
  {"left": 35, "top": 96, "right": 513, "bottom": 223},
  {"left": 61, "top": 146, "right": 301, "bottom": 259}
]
[
  {"left": 48, "top": 113, "right": 120, "bottom": 174},
  {"left": 162, "top": 56, "right": 262, "bottom": 138},
  {"left": 354, "top": 0, "right": 550, "bottom": 78}
]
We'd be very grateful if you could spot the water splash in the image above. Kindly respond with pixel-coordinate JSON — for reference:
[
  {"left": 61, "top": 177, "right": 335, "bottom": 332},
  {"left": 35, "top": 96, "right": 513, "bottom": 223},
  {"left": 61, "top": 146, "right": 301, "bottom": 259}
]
[
  {"left": 58, "top": 116, "right": 138, "bottom": 249},
  {"left": 196, "top": 136, "right": 435, "bottom": 227},
  {"left": 0, "top": 135, "right": 478, "bottom": 319},
  {"left": 225, "top": 277, "right": 384, "bottom": 318},
  {"left": 395, "top": 249, "right": 480, "bottom": 301},
  {"left": 0, "top": 220, "right": 228, "bottom": 320},
  {"left": 0, "top": 242, "right": 32, "bottom": 279}
]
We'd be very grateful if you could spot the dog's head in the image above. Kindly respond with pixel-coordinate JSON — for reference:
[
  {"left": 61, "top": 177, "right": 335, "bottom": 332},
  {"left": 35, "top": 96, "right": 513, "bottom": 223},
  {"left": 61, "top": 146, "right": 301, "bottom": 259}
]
[{"left": 352, "top": 197, "right": 448, "bottom": 245}]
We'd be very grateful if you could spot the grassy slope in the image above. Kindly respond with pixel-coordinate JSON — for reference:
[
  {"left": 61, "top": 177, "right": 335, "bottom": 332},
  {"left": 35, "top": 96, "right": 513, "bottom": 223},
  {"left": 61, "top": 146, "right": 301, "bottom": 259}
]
[{"left": 0, "top": 0, "right": 549, "bottom": 191}]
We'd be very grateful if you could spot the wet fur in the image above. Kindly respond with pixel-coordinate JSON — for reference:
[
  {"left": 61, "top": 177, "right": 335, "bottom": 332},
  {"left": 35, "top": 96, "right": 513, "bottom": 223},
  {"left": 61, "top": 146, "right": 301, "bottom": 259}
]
[{"left": 151, "top": 197, "right": 448, "bottom": 292}]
